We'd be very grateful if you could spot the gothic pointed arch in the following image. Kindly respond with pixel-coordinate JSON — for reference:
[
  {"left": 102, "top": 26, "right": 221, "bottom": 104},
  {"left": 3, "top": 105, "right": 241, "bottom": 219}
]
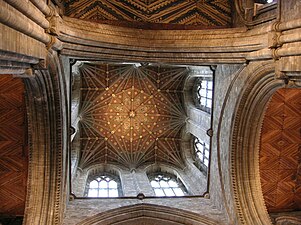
[{"left": 23, "top": 50, "right": 69, "bottom": 225}]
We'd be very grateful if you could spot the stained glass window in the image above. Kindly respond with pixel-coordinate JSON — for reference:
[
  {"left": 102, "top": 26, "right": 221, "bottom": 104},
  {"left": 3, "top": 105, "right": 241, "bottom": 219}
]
[{"left": 148, "top": 173, "right": 187, "bottom": 197}]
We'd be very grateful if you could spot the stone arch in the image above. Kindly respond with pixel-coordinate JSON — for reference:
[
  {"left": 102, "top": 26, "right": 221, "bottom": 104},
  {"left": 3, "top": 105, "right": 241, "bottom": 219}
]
[
  {"left": 76, "top": 203, "right": 220, "bottom": 225},
  {"left": 72, "top": 163, "right": 125, "bottom": 197},
  {"left": 23, "top": 50, "right": 68, "bottom": 225},
  {"left": 183, "top": 66, "right": 213, "bottom": 113},
  {"left": 144, "top": 161, "right": 206, "bottom": 195},
  {"left": 230, "top": 62, "right": 285, "bottom": 224},
  {"left": 145, "top": 163, "right": 184, "bottom": 177}
]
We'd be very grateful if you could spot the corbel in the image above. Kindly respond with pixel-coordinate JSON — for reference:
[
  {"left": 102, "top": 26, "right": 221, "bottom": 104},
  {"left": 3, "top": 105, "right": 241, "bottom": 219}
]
[
  {"left": 46, "top": 35, "right": 63, "bottom": 51},
  {"left": 44, "top": 5, "right": 63, "bottom": 51},
  {"left": 275, "top": 69, "right": 301, "bottom": 86},
  {"left": 12, "top": 59, "right": 48, "bottom": 78},
  {"left": 46, "top": 35, "right": 56, "bottom": 49},
  {"left": 268, "top": 31, "right": 282, "bottom": 49},
  {"left": 285, "top": 79, "right": 301, "bottom": 88},
  {"left": 45, "top": 6, "right": 62, "bottom": 36},
  {"left": 32, "top": 59, "right": 47, "bottom": 70},
  {"left": 13, "top": 68, "right": 35, "bottom": 78}
]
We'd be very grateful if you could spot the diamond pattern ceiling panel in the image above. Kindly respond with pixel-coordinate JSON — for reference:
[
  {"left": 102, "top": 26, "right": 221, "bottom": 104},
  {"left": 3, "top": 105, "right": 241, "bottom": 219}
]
[
  {"left": 62, "top": 0, "right": 232, "bottom": 29},
  {"left": 260, "top": 88, "right": 301, "bottom": 213},
  {"left": 78, "top": 63, "right": 188, "bottom": 169},
  {"left": 0, "top": 75, "right": 28, "bottom": 216}
]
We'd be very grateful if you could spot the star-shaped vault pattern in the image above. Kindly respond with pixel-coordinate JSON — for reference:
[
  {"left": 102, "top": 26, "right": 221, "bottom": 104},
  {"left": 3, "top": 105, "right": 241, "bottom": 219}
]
[{"left": 78, "top": 63, "right": 188, "bottom": 169}]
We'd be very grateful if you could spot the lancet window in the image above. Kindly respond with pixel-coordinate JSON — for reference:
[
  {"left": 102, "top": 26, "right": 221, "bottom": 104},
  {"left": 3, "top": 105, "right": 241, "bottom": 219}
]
[{"left": 193, "top": 137, "right": 210, "bottom": 174}]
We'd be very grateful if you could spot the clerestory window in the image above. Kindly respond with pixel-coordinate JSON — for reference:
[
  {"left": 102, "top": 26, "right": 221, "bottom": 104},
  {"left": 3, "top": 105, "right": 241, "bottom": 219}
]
[
  {"left": 194, "top": 137, "right": 210, "bottom": 174},
  {"left": 194, "top": 77, "right": 213, "bottom": 113},
  {"left": 86, "top": 174, "right": 121, "bottom": 197},
  {"left": 148, "top": 173, "right": 187, "bottom": 197}
]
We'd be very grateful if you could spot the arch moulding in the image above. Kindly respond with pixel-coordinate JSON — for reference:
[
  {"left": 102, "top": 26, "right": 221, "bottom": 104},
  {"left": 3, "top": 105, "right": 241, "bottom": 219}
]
[
  {"left": 23, "top": 50, "right": 69, "bottom": 225},
  {"left": 230, "top": 62, "right": 285, "bottom": 225}
]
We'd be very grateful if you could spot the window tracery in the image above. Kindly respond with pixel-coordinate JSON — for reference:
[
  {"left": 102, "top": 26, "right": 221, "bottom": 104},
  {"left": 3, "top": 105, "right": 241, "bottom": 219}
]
[
  {"left": 85, "top": 174, "right": 121, "bottom": 197},
  {"left": 193, "top": 77, "right": 213, "bottom": 113},
  {"left": 148, "top": 173, "right": 187, "bottom": 197},
  {"left": 193, "top": 137, "right": 210, "bottom": 174}
]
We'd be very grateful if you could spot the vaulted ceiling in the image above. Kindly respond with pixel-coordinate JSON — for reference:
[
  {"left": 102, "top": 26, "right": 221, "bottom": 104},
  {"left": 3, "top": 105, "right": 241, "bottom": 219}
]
[
  {"left": 260, "top": 88, "right": 301, "bottom": 213},
  {"left": 60, "top": 0, "right": 232, "bottom": 29},
  {"left": 78, "top": 63, "right": 188, "bottom": 169}
]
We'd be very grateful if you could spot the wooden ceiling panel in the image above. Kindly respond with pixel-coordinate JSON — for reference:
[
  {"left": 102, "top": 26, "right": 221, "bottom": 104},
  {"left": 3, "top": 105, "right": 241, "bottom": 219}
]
[
  {"left": 61, "top": 0, "right": 232, "bottom": 29},
  {"left": 78, "top": 63, "right": 188, "bottom": 170},
  {"left": 260, "top": 88, "right": 301, "bottom": 213},
  {"left": 0, "top": 75, "right": 27, "bottom": 216}
]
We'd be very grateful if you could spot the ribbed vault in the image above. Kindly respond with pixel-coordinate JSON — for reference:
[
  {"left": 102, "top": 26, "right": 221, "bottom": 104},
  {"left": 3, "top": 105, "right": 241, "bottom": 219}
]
[{"left": 78, "top": 63, "right": 188, "bottom": 169}]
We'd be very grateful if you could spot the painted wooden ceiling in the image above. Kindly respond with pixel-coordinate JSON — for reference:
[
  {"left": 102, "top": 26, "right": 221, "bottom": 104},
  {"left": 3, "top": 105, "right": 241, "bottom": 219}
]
[
  {"left": 78, "top": 63, "right": 188, "bottom": 169},
  {"left": 0, "top": 75, "right": 28, "bottom": 216},
  {"left": 61, "top": 0, "right": 232, "bottom": 29},
  {"left": 260, "top": 88, "right": 301, "bottom": 213}
]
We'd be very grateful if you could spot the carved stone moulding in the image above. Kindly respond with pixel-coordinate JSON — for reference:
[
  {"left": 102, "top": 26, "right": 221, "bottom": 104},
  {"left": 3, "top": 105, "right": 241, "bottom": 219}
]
[{"left": 230, "top": 61, "right": 285, "bottom": 225}]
